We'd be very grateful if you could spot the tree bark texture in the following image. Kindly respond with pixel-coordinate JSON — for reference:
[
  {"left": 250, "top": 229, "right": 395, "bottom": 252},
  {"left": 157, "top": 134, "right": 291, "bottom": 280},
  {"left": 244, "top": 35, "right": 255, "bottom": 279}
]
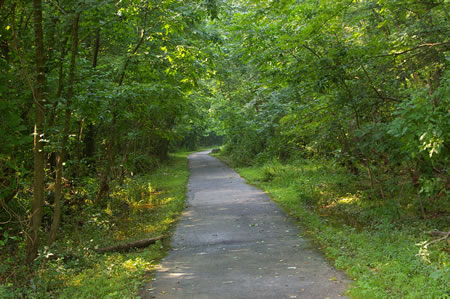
[
  {"left": 26, "top": 0, "right": 46, "bottom": 264},
  {"left": 92, "top": 27, "right": 100, "bottom": 68}
]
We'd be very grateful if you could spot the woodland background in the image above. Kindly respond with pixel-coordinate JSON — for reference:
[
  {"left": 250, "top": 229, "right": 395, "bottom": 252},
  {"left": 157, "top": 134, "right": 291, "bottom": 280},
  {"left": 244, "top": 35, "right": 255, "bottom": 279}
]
[{"left": 0, "top": 0, "right": 448, "bottom": 297}]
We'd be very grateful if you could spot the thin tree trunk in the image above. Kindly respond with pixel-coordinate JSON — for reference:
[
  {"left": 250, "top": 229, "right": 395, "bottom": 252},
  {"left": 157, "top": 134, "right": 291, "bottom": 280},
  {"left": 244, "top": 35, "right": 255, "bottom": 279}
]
[
  {"left": 117, "top": 28, "right": 146, "bottom": 86},
  {"left": 80, "top": 29, "right": 101, "bottom": 173},
  {"left": 26, "top": 0, "right": 46, "bottom": 264},
  {"left": 92, "top": 27, "right": 100, "bottom": 68},
  {"left": 95, "top": 115, "right": 116, "bottom": 204},
  {"left": 417, "top": 191, "right": 426, "bottom": 219},
  {"left": 48, "top": 12, "right": 80, "bottom": 246},
  {"left": 366, "top": 159, "right": 375, "bottom": 192},
  {"left": 74, "top": 119, "right": 84, "bottom": 178},
  {"left": 47, "top": 37, "right": 69, "bottom": 175},
  {"left": 48, "top": 36, "right": 69, "bottom": 129}
]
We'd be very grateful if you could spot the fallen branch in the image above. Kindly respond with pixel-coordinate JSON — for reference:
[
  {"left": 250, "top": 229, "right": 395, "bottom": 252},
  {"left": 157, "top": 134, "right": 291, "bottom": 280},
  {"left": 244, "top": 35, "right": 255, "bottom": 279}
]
[
  {"left": 425, "top": 231, "right": 450, "bottom": 247},
  {"left": 94, "top": 236, "right": 164, "bottom": 253},
  {"left": 428, "top": 230, "right": 450, "bottom": 238}
]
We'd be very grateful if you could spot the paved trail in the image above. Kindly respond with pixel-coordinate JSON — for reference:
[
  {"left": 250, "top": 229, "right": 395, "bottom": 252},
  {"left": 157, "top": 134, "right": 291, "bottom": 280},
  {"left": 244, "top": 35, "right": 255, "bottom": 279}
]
[{"left": 142, "top": 151, "right": 348, "bottom": 299}]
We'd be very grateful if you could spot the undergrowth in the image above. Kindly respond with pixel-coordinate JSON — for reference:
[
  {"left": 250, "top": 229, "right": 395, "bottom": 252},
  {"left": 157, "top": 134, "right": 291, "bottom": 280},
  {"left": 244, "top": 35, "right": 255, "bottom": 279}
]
[
  {"left": 217, "top": 154, "right": 449, "bottom": 298},
  {"left": 0, "top": 152, "right": 190, "bottom": 298}
]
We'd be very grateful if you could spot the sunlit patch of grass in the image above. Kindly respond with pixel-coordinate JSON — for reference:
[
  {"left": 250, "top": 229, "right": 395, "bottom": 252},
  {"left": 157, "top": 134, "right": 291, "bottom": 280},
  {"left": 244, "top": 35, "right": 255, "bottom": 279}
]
[
  {"left": 122, "top": 257, "right": 152, "bottom": 272},
  {"left": 59, "top": 250, "right": 160, "bottom": 298},
  {"left": 336, "top": 195, "right": 360, "bottom": 205},
  {"left": 133, "top": 203, "right": 156, "bottom": 210}
]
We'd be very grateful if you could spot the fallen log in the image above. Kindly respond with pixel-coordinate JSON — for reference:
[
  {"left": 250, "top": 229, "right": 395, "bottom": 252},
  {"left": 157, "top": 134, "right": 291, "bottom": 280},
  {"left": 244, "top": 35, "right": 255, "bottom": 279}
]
[{"left": 94, "top": 235, "right": 164, "bottom": 253}]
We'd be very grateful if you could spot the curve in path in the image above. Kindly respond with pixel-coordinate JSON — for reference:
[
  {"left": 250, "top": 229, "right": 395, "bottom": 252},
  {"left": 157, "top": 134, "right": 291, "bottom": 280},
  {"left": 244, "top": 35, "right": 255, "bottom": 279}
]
[{"left": 142, "top": 151, "right": 348, "bottom": 298}]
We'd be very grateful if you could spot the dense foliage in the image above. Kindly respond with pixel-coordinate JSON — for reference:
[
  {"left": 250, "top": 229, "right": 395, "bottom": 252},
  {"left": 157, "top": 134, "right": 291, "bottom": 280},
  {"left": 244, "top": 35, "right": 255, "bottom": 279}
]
[
  {"left": 1, "top": 0, "right": 448, "bottom": 297},
  {"left": 213, "top": 0, "right": 449, "bottom": 216}
]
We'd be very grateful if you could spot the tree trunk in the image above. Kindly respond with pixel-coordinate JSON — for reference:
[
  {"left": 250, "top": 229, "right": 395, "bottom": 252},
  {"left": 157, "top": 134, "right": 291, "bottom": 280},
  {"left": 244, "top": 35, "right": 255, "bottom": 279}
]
[
  {"left": 47, "top": 37, "right": 69, "bottom": 177},
  {"left": 95, "top": 115, "right": 116, "bottom": 204},
  {"left": 73, "top": 119, "right": 84, "bottom": 178},
  {"left": 117, "top": 28, "right": 145, "bottom": 86},
  {"left": 48, "top": 35, "right": 69, "bottom": 129},
  {"left": 81, "top": 29, "right": 101, "bottom": 172},
  {"left": 26, "top": 0, "right": 46, "bottom": 264},
  {"left": 48, "top": 12, "right": 80, "bottom": 247},
  {"left": 92, "top": 27, "right": 100, "bottom": 68},
  {"left": 366, "top": 159, "right": 374, "bottom": 192}
]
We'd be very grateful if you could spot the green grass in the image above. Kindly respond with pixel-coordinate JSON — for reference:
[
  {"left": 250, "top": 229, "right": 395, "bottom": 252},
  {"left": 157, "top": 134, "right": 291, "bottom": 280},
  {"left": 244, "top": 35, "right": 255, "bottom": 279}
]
[
  {"left": 0, "top": 151, "right": 191, "bottom": 298},
  {"left": 217, "top": 155, "right": 449, "bottom": 298},
  {"left": 57, "top": 152, "right": 190, "bottom": 298}
]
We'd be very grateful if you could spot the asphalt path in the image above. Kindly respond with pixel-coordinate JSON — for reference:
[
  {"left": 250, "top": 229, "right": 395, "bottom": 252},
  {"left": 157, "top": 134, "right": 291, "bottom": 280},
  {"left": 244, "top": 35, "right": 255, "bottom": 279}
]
[{"left": 141, "top": 151, "right": 348, "bottom": 298}]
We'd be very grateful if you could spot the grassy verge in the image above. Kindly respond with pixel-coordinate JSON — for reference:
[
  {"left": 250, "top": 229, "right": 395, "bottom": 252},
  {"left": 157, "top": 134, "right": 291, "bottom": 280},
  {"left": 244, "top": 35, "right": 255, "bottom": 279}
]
[
  {"left": 215, "top": 154, "right": 449, "bottom": 298},
  {"left": 0, "top": 151, "right": 191, "bottom": 298}
]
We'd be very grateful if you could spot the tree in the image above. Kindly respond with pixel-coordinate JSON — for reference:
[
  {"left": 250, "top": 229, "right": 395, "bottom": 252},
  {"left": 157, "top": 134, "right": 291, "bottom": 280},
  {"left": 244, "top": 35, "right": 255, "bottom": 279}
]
[
  {"left": 48, "top": 10, "right": 80, "bottom": 246},
  {"left": 26, "top": 0, "right": 46, "bottom": 264}
]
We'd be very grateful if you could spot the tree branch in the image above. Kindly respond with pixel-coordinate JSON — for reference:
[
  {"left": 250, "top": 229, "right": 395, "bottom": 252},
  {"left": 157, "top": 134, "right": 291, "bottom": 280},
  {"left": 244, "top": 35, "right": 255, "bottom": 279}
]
[
  {"left": 361, "top": 63, "right": 400, "bottom": 103},
  {"left": 377, "top": 42, "right": 450, "bottom": 57}
]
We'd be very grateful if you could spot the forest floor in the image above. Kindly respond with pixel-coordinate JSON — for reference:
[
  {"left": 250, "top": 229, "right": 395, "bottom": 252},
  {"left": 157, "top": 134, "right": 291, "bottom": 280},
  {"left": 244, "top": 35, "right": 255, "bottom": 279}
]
[
  {"left": 0, "top": 152, "right": 192, "bottom": 298},
  {"left": 142, "top": 151, "right": 348, "bottom": 298}
]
